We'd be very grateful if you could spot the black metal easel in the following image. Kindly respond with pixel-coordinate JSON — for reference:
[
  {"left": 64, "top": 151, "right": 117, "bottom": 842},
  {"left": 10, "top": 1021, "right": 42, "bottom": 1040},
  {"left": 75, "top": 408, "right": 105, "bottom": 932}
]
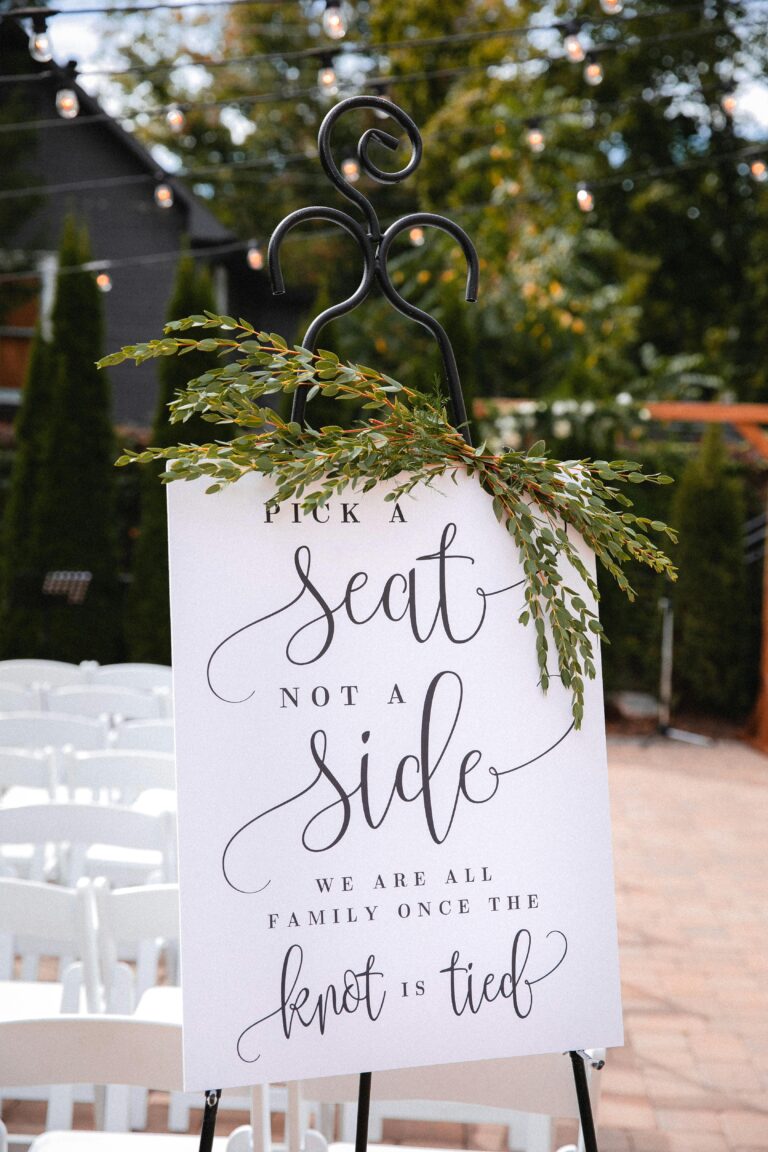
[{"left": 198, "top": 94, "right": 602, "bottom": 1152}]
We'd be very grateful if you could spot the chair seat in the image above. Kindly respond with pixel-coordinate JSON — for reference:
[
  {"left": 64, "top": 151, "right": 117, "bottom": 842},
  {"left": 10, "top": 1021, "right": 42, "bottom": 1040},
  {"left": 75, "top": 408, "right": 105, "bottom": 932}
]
[
  {"left": 0, "top": 980, "right": 90, "bottom": 1022},
  {"left": 0, "top": 980, "right": 65, "bottom": 1022},
  {"left": 134, "top": 985, "right": 181, "bottom": 1024},
  {"left": 31, "top": 1133, "right": 232, "bottom": 1150},
  {"left": 84, "top": 844, "right": 164, "bottom": 885}
]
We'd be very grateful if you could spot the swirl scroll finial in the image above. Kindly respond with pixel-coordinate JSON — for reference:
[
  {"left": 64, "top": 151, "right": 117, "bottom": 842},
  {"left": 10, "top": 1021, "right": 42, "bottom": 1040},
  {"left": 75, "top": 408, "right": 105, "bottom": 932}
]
[{"left": 267, "top": 94, "right": 479, "bottom": 444}]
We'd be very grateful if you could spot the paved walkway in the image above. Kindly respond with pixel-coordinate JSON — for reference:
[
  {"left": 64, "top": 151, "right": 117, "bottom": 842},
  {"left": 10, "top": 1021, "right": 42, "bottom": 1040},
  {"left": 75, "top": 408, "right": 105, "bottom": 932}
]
[{"left": 591, "top": 737, "right": 768, "bottom": 1152}]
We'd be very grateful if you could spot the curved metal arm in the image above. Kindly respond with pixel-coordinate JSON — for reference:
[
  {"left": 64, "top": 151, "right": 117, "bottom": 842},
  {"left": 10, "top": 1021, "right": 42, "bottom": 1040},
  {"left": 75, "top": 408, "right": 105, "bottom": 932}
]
[
  {"left": 267, "top": 95, "right": 479, "bottom": 443},
  {"left": 378, "top": 213, "right": 479, "bottom": 437}
]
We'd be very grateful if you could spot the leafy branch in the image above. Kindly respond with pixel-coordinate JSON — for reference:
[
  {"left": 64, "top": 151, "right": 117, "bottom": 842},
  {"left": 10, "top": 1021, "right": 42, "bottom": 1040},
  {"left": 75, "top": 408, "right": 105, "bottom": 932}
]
[{"left": 101, "top": 311, "right": 677, "bottom": 727}]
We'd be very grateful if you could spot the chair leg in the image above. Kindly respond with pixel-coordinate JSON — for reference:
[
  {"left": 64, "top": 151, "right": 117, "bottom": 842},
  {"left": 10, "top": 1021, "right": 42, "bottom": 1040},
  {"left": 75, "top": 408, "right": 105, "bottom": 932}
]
[{"left": 46, "top": 1084, "right": 74, "bottom": 1131}]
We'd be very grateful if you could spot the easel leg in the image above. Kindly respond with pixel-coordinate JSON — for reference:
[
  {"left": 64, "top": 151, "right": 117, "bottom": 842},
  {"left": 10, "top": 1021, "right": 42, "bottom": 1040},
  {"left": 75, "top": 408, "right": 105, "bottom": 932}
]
[
  {"left": 197, "top": 1089, "right": 221, "bottom": 1152},
  {"left": 354, "top": 1072, "right": 372, "bottom": 1152},
  {"left": 568, "top": 1052, "right": 598, "bottom": 1152}
]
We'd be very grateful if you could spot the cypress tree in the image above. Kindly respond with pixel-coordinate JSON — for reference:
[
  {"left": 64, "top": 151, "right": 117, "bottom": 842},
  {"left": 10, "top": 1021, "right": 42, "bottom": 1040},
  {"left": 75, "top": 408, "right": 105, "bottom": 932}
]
[
  {"left": 31, "top": 215, "right": 122, "bottom": 663},
  {"left": 671, "top": 426, "right": 748, "bottom": 715},
  {"left": 0, "top": 329, "right": 53, "bottom": 657},
  {"left": 126, "top": 252, "right": 221, "bottom": 663}
]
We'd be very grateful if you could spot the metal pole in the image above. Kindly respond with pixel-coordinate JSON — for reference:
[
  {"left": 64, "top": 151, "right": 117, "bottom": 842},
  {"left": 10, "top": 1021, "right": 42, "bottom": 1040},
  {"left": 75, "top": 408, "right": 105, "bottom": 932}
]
[
  {"left": 568, "top": 1052, "right": 599, "bottom": 1152},
  {"left": 354, "top": 1072, "right": 372, "bottom": 1152}
]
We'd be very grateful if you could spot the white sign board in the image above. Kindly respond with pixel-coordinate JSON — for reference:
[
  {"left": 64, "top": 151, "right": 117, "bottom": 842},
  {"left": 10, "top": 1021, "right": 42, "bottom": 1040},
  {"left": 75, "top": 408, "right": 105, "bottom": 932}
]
[{"left": 168, "top": 471, "right": 623, "bottom": 1091}]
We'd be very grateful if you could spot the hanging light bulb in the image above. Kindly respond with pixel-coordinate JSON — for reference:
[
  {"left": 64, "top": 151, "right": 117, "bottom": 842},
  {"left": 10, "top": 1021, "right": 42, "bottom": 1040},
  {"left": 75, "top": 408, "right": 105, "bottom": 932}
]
[
  {"left": 409, "top": 227, "right": 425, "bottom": 247},
  {"left": 584, "top": 54, "right": 604, "bottom": 86},
  {"left": 322, "top": 0, "right": 348, "bottom": 40},
  {"left": 154, "top": 182, "right": 174, "bottom": 208},
  {"left": 341, "top": 157, "right": 360, "bottom": 182},
  {"left": 599, "top": 0, "right": 623, "bottom": 13},
  {"left": 29, "top": 15, "right": 53, "bottom": 63},
  {"left": 721, "top": 91, "right": 737, "bottom": 117},
  {"left": 55, "top": 88, "right": 79, "bottom": 119},
  {"left": 525, "top": 120, "right": 546, "bottom": 153},
  {"left": 95, "top": 272, "right": 112, "bottom": 293},
  {"left": 166, "top": 106, "right": 186, "bottom": 133},
  {"left": 750, "top": 159, "right": 767, "bottom": 183},
  {"left": 576, "top": 183, "right": 595, "bottom": 212},
  {"left": 563, "top": 22, "right": 586, "bottom": 63},
  {"left": 246, "top": 241, "right": 264, "bottom": 271},
  {"left": 317, "top": 57, "right": 338, "bottom": 95}
]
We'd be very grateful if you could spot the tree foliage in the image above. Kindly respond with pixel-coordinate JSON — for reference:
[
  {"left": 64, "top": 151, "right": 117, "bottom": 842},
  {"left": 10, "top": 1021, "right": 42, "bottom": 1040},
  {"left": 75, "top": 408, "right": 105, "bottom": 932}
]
[
  {"left": 127, "top": 252, "right": 222, "bottom": 662},
  {"left": 671, "top": 426, "right": 748, "bottom": 714},
  {"left": 26, "top": 216, "right": 122, "bottom": 662}
]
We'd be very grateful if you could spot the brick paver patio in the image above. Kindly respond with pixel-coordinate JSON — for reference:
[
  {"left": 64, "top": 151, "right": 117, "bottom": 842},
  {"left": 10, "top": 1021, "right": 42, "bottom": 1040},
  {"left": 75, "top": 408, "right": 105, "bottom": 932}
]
[{"left": 591, "top": 737, "right": 768, "bottom": 1152}]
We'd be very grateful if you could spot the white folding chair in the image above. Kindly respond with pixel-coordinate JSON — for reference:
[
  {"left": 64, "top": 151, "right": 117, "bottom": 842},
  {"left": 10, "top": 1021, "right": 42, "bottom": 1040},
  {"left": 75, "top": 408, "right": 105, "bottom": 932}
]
[
  {"left": 93, "top": 664, "right": 173, "bottom": 693},
  {"left": 63, "top": 750, "right": 176, "bottom": 807},
  {"left": 296, "top": 1052, "right": 606, "bottom": 1152},
  {"left": 0, "top": 712, "right": 109, "bottom": 754},
  {"left": 0, "top": 661, "right": 88, "bottom": 690},
  {"left": 0, "top": 877, "right": 99, "bottom": 1129},
  {"left": 0, "top": 1015, "right": 261, "bottom": 1150},
  {"left": 110, "top": 720, "right": 175, "bottom": 754},
  {"left": 0, "top": 682, "right": 44, "bottom": 712},
  {"left": 0, "top": 803, "right": 177, "bottom": 887},
  {"left": 0, "top": 747, "right": 57, "bottom": 812},
  {"left": 48, "top": 686, "right": 163, "bottom": 724},
  {"left": 90, "top": 879, "right": 180, "bottom": 1010}
]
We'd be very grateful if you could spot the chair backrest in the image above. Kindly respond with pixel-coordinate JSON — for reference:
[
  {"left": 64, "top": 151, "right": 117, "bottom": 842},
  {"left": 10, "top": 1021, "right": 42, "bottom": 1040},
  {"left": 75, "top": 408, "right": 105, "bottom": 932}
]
[
  {"left": 299, "top": 1054, "right": 593, "bottom": 1119},
  {"left": 0, "top": 1015, "right": 183, "bottom": 1091},
  {"left": 64, "top": 749, "right": 176, "bottom": 805},
  {"left": 0, "top": 803, "right": 176, "bottom": 886},
  {"left": 48, "top": 686, "right": 162, "bottom": 723},
  {"left": 0, "top": 711, "right": 109, "bottom": 752},
  {"left": 91, "top": 878, "right": 180, "bottom": 1006},
  {"left": 109, "top": 718, "right": 175, "bottom": 753},
  {"left": 0, "top": 660, "right": 88, "bottom": 689},
  {"left": 0, "top": 747, "right": 57, "bottom": 797},
  {"left": 0, "top": 682, "right": 42, "bottom": 712},
  {"left": 0, "top": 875, "right": 97, "bottom": 998},
  {"left": 93, "top": 663, "right": 173, "bottom": 692}
]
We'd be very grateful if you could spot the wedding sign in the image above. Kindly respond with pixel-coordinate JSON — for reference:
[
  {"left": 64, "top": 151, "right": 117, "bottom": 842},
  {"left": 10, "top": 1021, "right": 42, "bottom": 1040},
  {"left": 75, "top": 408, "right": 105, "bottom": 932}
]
[{"left": 167, "top": 470, "right": 623, "bottom": 1091}]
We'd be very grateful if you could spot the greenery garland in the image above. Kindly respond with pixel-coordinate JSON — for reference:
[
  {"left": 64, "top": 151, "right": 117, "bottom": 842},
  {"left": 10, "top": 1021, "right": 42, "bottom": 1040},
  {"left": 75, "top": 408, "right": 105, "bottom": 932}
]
[{"left": 101, "top": 311, "right": 677, "bottom": 728}]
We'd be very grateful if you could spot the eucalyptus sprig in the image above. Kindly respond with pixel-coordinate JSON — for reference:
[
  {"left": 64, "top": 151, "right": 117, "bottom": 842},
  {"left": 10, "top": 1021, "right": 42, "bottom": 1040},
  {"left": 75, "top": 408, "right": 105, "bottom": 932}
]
[{"left": 101, "top": 311, "right": 677, "bottom": 728}]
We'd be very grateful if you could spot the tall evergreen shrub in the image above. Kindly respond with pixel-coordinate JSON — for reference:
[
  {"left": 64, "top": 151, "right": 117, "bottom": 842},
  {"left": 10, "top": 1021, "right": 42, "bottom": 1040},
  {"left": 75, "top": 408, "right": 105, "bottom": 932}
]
[
  {"left": 671, "top": 426, "right": 748, "bottom": 715},
  {"left": 31, "top": 216, "right": 122, "bottom": 662},
  {"left": 127, "top": 252, "right": 220, "bottom": 663}
]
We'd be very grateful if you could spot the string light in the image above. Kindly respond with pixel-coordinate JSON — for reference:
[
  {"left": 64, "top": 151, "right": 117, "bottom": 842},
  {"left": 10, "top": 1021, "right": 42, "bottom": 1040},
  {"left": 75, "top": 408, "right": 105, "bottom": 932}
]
[
  {"left": 584, "top": 55, "right": 604, "bottom": 86},
  {"left": 95, "top": 272, "right": 112, "bottom": 292},
  {"left": 577, "top": 183, "right": 595, "bottom": 212},
  {"left": 154, "top": 182, "right": 174, "bottom": 208},
  {"left": 246, "top": 240, "right": 264, "bottom": 270},
  {"left": 322, "top": 0, "right": 348, "bottom": 40},
  {"left": 599, "top": 0, "right": 623, "bottom": 13},
  {"left": 721, "top": 91, "right": 737, "bottom": 116},
  {"left": 409, "top": 227, "right": 425, "bottom": 246},
  {"left": 166, "top": 105, "right": 186, "bottom": 133},
  {"left": 563, "top": 21, "right": 586, "bottom": 64},
  {"left": 341, "top": 156, "right": 360, "bottom": 182},
  {"left": 525, "top": 120, "right": 546, "bottom": 153},
  {"left": 29, "top": 15, "right": 53, "bottom": 63},
  {"left": 750, "top": 159, "right": 767, "bottom": 183},
  {"left": 55, "top": 88, "right": 79, "bottom": 119},
  {"left": 317, "top": 57, "right": 338, "bottom": 94}
]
